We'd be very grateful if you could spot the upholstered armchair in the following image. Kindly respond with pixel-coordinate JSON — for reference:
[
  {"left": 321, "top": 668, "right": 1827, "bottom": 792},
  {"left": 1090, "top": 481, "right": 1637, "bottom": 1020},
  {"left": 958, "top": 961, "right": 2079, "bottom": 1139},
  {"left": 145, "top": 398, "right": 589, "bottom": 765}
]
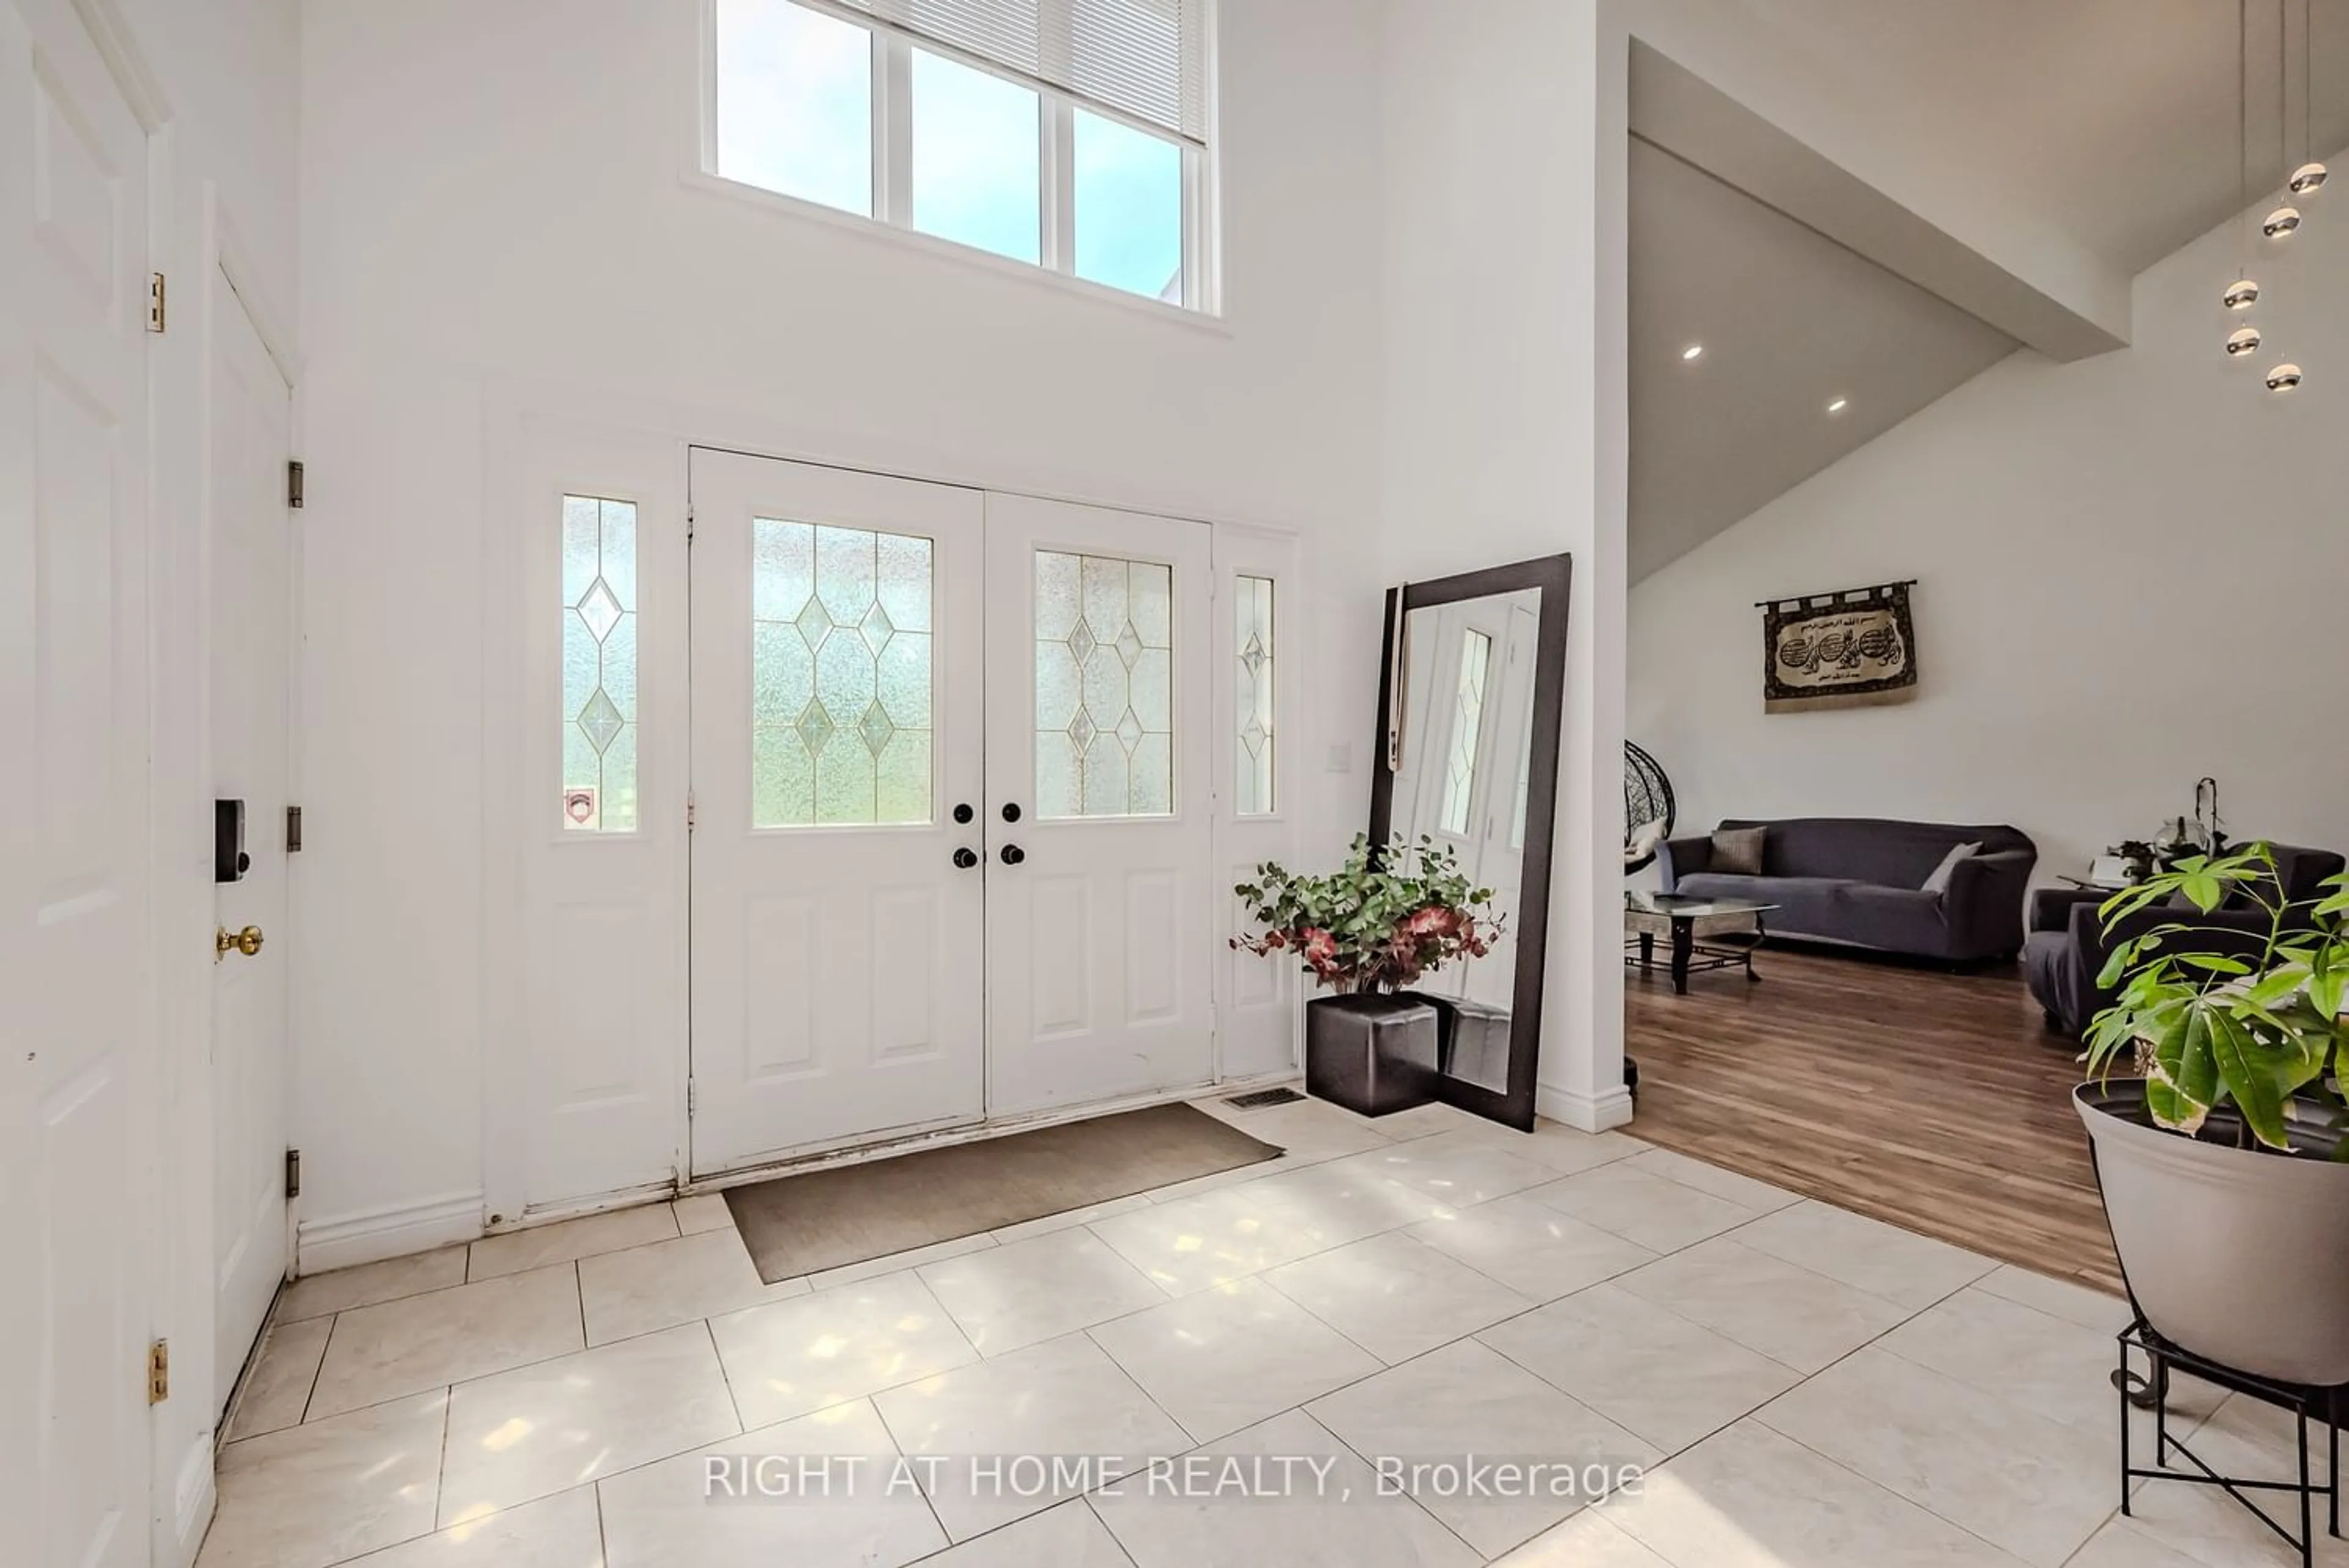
[{"left": 2022, "top": 844, "right": 2347, "bottom": 1038}]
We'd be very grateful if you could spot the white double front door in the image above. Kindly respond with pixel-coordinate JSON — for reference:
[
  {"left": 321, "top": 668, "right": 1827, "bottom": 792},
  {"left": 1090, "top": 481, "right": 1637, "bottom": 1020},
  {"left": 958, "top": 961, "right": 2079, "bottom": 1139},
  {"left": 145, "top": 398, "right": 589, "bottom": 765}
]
[{"left": 686, "top": 451, "right": 1213, "bottom": 1175}]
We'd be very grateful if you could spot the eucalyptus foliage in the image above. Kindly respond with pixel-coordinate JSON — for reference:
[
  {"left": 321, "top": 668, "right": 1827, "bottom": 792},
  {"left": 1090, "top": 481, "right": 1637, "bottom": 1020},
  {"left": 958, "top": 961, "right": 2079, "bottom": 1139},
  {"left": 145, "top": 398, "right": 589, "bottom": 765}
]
[
  {"left": 1232, "top": 833, "right": 1502, "bottom": 994},
  {"left": 2086, "top": 844, "right": 2349, "bottom": 1156}
]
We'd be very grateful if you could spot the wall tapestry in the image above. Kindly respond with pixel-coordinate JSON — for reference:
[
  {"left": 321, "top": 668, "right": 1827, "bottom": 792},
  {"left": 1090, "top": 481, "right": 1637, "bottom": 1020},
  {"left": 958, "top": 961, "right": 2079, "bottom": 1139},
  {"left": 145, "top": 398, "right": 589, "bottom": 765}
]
[{"left": 1758, "top": 580, "right": 1918, "bottom": 713}]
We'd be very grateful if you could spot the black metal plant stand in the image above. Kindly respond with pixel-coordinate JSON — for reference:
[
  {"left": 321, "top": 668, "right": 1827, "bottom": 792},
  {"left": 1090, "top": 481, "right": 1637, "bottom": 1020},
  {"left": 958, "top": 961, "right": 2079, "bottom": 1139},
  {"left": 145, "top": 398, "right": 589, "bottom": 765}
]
[{"left": 2116, "top": 1316, "right": 2343, "bottom": 1567}]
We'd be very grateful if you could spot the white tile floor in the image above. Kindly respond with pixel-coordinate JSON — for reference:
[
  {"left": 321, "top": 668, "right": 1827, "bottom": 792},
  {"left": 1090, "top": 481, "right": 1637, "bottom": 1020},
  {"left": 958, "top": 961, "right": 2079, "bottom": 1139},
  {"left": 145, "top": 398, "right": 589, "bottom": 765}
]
[{"left": 205, "top": 1093, "right": 2347, "bottom": 1568}]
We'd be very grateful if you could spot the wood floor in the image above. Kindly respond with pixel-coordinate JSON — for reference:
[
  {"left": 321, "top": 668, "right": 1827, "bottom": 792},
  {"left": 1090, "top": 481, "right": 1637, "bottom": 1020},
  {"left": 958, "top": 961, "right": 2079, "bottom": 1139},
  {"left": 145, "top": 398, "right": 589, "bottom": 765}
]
[{"left": 1622, "top": 944, "right": 2122, "bottom": 1295}]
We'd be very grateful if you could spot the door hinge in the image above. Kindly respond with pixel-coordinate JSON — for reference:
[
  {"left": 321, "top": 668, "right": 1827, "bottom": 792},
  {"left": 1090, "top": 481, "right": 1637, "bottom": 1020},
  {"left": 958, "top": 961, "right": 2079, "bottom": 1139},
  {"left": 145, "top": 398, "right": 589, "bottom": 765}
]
[
  {"left": 147, "top": 272, "right": 167, "bottom": 333},
  {"left": 147, "top": 1339, "right": 169, "bottom": 1404},
  {"left": 686, "top": 792, "right": 697, "bottom": 832},
  {"left": 285, "top": 1148, "right": 302, "bottom": 1200},
  {"left": 686, "top": 1080, "right": 697, "bottom": 1118},
  {"left": 685, "top": 507, "right": 695, "bottom": 543},
  {"left": 288, "top": 460, "right": 305, "bottom": 509},
  {"left": 286, "top": 804, "right": 303, "bottom": 853}
]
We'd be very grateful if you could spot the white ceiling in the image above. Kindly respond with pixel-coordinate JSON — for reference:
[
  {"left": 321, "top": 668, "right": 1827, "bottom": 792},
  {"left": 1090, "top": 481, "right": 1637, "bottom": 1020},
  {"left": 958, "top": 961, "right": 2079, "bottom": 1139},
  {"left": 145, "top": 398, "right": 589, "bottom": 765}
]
[
  {"left": 1628, "top": 139, "right": 2019, "bottom": 582},
  {"left": 1630, "top": 0, "right": 2349, "bottom": 580},
  {"left": 1728, "top": 0, "right": 2349, "bottom": 274}
]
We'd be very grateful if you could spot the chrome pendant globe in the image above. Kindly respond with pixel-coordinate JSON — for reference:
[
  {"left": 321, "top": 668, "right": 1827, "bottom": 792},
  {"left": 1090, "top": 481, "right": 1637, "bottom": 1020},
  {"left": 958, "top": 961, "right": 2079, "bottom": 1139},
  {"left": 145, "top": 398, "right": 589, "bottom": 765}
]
[
  {"left": 2224, "top": 278, "right": 2261, "bottom": 310},
  {"left": 2266, "top": 363, "right": 2304, "bottom": 393},
  {"left": 2226, "top": 325, "right": 2263, "bottom": 357},
  {"left": 2290, "top": 161, "right": 2329, "bottom": 196},
  {"left": 2264, "top": 206, "right": 2303, "bottom": 239}
]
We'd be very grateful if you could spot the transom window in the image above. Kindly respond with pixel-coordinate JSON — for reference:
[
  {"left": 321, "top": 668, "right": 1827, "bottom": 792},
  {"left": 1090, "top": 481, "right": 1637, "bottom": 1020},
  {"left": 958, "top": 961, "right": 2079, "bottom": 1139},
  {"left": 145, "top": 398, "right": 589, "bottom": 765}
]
[{"left": 711, "top": 0, "right": 1212, "bottom": 310}]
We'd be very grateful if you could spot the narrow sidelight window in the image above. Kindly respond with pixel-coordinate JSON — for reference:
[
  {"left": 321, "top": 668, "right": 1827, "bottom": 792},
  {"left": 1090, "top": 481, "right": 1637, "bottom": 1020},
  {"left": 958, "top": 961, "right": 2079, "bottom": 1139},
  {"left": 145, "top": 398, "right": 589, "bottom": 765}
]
[
  {"left": 562, "top": 496, "right": 640, "bottom": 832},
  {"left": 1234, "top": 574, "right": 1275, "bottom": 816}
]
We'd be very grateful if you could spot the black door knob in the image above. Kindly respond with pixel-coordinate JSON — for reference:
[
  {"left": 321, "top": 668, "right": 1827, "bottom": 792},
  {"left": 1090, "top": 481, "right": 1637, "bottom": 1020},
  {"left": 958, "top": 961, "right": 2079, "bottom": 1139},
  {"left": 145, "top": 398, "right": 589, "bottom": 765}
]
[
  {"left": 1000, "top": 844, "right": 1026, "bottom": 866},
  {"left": 952, "top": 847, "right": 979, "bottom": 870},
  {"left": 1001, "top": 803, "right": 1023, "bottom": 823},
  {"left": 953, "top": 803, "right": 974, "bottom": 825}
]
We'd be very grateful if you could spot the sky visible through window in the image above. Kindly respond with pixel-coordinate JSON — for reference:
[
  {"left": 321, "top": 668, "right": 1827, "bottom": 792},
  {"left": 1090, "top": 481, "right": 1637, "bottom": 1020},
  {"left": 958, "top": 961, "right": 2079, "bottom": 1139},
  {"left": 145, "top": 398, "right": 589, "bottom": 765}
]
[
  {"left": 716, "top": 0, "right": 1186, "bottom": 304},
  {"left": 716, "top": 0, "right": 873, "bottom": 217},
  {"left": 1075, "top": 107, "right": 1182, "bottom": 303},
  {"left": 913, "top": 50, "right": 1041, "bottom": 264}
]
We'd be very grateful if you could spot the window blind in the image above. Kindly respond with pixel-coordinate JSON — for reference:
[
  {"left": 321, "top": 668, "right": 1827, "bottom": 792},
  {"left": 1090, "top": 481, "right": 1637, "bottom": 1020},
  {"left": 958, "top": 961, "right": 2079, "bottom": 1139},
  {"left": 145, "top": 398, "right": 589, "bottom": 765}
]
[{"left": 827, "top": 0, "right": 1208, "bottom": 144}]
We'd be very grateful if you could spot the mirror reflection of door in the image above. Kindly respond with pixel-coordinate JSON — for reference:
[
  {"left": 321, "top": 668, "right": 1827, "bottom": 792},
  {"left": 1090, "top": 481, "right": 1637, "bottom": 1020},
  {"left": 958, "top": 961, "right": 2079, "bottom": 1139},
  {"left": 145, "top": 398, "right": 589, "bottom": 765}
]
[{"left": 1392, "top": 589, "right": 1543, "bottom": 1016}]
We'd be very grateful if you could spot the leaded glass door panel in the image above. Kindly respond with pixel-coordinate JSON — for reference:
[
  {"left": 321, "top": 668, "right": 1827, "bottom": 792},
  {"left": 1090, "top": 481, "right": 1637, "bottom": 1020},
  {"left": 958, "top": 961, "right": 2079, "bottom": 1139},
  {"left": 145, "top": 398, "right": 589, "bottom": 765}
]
[
  {"left": 983, "top": 492, "right": 1214, "bottom": 1115},
  {"left": 688, "top": 451, "right": 986, "bottom": 1173}
]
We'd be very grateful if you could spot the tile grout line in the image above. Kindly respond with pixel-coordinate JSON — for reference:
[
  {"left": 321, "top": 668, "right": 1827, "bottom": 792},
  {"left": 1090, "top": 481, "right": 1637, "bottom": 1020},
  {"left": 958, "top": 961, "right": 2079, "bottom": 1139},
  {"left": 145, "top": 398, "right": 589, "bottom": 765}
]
[
  {"left": 1734, "top": 1263, "right": 2106, "bottom": 1567},
  {"left": 1075, "top": 1493, "right": 1142, "bottom": 1568},
  {"left": 700, "top": 1315, "right": 749, "bottom": 1436},
  {"left": 864, "top": 1391, "right": 956, "bottom": 1551},
  {"left": 275, "top": 1246, "right": 472, "bottom": 1326},
  {"left": 298, "top": 1310, "right": 339, "bottom": 1427},
  {"left": 1291, "top": 1402, "right": 1490, "bottom": 1562},
  {"left": 431, "top": 1380, "right": 455, "bottom": 1534}
]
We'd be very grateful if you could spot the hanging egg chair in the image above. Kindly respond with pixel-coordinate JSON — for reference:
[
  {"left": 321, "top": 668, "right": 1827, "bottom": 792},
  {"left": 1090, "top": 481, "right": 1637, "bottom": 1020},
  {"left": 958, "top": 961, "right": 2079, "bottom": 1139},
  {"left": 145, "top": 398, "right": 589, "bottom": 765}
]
[{"left": 1625, "top": 741, "right": 1675, "bottom": 875}]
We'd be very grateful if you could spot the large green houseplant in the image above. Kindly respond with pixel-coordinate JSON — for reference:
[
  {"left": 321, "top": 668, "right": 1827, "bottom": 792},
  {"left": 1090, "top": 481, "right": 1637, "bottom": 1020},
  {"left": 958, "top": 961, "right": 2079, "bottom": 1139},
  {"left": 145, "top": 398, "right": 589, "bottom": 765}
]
[{"left": 2076, "top": 842, "right": 2349, "bottom": 1383}]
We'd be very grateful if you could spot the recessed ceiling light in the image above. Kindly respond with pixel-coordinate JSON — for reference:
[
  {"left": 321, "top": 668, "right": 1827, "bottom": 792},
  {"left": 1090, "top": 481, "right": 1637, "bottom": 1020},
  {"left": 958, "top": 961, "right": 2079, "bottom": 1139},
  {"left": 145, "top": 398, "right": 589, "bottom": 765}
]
[
  {"left": 1826, "top": 396, "right": 1849, "bottom": 414},
  {"left": 1680, "top": 344, "right": 1705, "bottom": 362}
]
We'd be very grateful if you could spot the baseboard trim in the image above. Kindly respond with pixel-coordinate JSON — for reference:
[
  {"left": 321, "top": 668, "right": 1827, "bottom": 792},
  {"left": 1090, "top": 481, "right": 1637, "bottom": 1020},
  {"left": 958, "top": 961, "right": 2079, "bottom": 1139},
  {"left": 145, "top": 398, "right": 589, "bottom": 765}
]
[
  {"left": 1536, "top": 1082, "right": 1636, "bottom": 1134},
  {"left": 296, "top": 1190, "right": 486, "bottom": 1276}
]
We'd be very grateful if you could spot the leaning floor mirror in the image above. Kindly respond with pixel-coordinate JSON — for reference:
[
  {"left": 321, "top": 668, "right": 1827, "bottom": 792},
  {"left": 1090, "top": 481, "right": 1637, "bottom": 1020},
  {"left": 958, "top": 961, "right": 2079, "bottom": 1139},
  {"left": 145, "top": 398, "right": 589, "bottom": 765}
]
[{"left": 1359, "top": 554, "right": 1573, "bottom": 1133}]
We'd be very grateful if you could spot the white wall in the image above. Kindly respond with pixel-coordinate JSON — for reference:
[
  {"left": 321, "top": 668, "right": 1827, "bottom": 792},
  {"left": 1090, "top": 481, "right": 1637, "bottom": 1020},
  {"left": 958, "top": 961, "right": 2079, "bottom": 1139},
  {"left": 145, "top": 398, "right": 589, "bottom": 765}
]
[
  {"left": 1630, "top": 159, "right": 2349, "bottom": 887},
  {"left": 1376, "top": 0, "right": 1631, "bottom": 1131},
  {"left": 294, "top": 0, "right": 1389, "bottom": 1247}
]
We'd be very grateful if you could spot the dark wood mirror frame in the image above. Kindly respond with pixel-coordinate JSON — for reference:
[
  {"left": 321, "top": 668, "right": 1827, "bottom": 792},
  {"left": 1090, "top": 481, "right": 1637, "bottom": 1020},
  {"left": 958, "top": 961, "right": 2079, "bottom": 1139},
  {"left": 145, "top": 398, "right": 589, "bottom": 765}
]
[{"left": 1367, "top": 552, "right": 1574, "bottom": 1133}]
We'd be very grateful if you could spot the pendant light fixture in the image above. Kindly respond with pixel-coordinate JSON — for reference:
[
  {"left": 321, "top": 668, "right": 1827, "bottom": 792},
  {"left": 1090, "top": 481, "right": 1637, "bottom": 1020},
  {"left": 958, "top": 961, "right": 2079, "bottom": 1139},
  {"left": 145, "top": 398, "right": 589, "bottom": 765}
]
[
  {"left": 2222, "top": 0, "right": 2261, "bottom": 330},
  {"left": 2287, "top": 0, "right": 2325, "bottom": 195},
  {"left": 2221, "top": 0, "right": 2323, "bottom": 385}
]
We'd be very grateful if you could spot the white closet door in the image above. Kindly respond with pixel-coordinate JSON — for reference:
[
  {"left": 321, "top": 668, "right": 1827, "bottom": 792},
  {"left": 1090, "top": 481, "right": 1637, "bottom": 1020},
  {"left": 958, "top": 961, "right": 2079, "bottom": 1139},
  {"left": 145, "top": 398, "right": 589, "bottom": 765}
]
[
  {"left": 688, "top": 451, "right": 987, "bottom": 1174},
  {"left": 0, "top": 7, "right": 154, "bottom": 1564},
  {"left": 210, "top": 264, "right": 296, "bottom": 1389},
  {"left": 983, "top": 493, "right": 1213, "bottom": 1114}
]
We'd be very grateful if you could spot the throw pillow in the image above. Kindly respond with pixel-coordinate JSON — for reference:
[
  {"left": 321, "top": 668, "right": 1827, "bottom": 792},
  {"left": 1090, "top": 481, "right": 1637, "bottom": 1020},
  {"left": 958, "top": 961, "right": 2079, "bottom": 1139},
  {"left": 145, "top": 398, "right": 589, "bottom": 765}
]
[
  {"left": 1710, "top": 827, "right": 1767, "bottom": 876},
  {"left": 1921, "top": 841, "right": 1983, "bottom": 895},
  {"left": 1625, "top": 817, "right": 1667, "bottom": 866}
]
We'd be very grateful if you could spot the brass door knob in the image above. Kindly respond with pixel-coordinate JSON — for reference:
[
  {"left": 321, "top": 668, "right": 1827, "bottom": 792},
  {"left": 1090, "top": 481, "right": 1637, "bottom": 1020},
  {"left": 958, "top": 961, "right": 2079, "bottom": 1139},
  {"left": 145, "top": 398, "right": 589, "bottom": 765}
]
[{"left": 216, "top": 925, "right": 264, "bottom": 959}]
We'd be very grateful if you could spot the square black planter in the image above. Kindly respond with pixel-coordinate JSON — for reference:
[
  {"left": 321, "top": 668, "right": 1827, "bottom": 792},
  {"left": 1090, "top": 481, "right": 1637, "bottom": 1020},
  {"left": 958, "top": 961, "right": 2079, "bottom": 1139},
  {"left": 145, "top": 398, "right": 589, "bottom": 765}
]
[
  {"left": 1406, "top": 992, "right": 1510, "bottom": 1095},
  {"left": 1305, "top": 993, "right": 1439, "bottom": 1118}
]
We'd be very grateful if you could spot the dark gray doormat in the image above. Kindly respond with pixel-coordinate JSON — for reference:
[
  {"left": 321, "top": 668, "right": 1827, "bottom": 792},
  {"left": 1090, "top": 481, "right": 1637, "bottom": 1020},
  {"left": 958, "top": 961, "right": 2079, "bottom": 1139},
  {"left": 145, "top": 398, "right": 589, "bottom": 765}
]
[{"left": 724, "top": 1102, "right": 1284, "bottom": 1284}]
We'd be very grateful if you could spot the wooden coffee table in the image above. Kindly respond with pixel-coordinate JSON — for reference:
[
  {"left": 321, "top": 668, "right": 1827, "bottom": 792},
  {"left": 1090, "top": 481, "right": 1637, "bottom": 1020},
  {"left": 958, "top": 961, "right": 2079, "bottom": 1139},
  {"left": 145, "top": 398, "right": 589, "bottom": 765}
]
[{"left": 1624, "top": 891, "right": 1776, "bottom": 995}]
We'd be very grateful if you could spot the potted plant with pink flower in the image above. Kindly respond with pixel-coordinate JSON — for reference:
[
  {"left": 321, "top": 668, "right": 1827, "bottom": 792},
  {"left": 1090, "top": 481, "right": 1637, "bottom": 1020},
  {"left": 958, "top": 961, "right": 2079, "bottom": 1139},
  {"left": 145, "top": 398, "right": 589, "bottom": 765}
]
[{"left": 1233, "top": 833, "right": 1504, "bottom": 1115}]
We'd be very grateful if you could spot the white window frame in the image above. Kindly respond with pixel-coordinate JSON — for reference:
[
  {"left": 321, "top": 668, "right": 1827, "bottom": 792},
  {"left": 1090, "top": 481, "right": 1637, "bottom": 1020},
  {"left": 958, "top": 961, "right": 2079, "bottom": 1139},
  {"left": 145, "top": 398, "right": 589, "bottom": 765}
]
[{"left": 697, "top": 0, "right": 1219, "bottom": 316}]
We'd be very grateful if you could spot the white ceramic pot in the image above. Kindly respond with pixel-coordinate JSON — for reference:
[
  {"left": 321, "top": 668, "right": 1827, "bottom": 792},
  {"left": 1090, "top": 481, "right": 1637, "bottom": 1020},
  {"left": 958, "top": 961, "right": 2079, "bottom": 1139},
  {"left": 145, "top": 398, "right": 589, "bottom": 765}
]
[{"left": 2077, "top": 1079, "right": 2349, "bottom": 1385}]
